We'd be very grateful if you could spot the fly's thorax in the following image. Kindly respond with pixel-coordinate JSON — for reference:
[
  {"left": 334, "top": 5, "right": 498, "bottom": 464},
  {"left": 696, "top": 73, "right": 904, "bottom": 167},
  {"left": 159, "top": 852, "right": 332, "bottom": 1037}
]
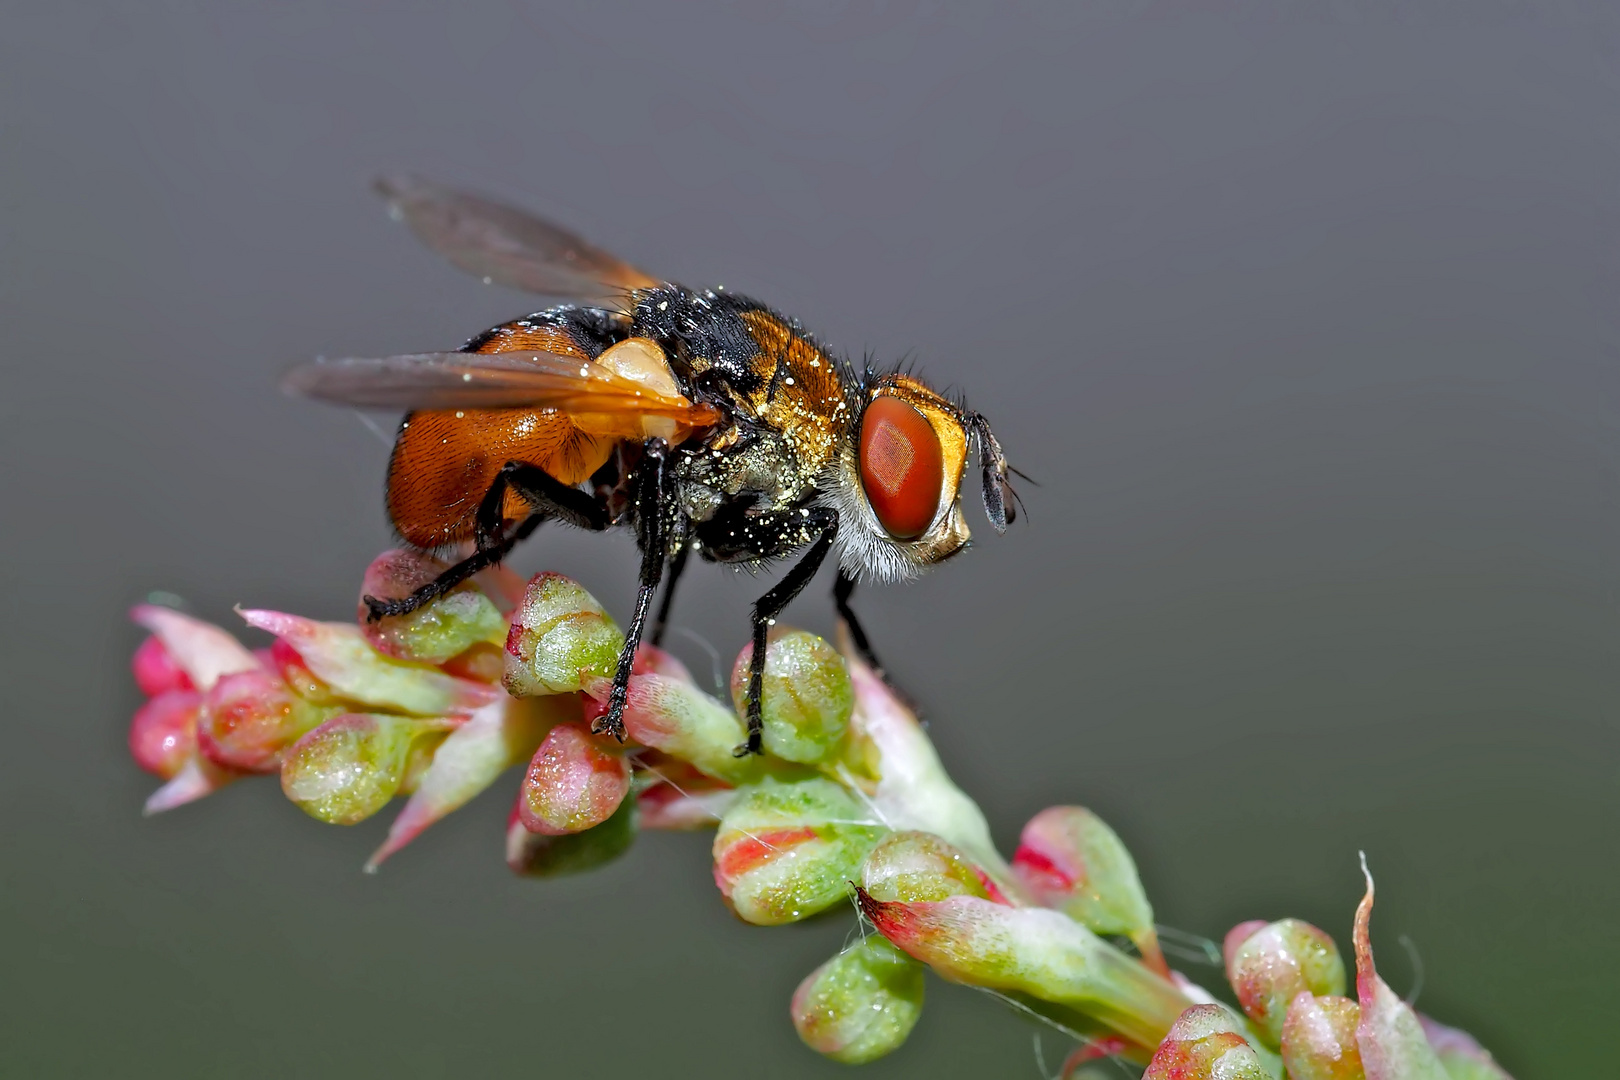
[{"left": 828, "top": 374, "right": 974, "bottom": 585}]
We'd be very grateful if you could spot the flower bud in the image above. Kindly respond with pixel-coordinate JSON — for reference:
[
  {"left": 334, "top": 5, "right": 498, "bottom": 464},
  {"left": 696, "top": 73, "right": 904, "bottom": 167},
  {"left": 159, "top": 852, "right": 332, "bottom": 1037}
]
[
  {"left": 517, "top": 721, "right": 631, "bottom": 835},
  {"left": 854, "top": 889, "right": 1189, "bottom": 1050},
  {"left": 1227, "top": 918, "right": 1347, "bottom": 1045},
  {"left": 862, "top": 830, "right": 1004, "bottom": 904},
  {"left": 129, "top": 689, "right": 201, "bottom": 779},
  {"left": 131, "top": 605, "right": 259, "bottom": 691},
  {"left": 730, "top": 630, "right": 853, "bottom": 764},
  {"left": 196, "top": 668, "right": 330, "bottom": 773},
  {"left": 1144, "top": 1004, "right": 1271, "bottom": 1080},
  {"left": 1280, "top": 993, "right": 1363, "bottom": 1080},
  {"left": 1013, "top": 806, "right": 1162, "bottom": 972},
  {"left": 239, "top": 609, "right": 499, "bottom": 716},
  {"left": 281, "top": 713, "right": 455, "bottom": 825},
  {"left": 596, "top": 673, "right": 757, "bottom": 784},
  {"left": 1353, "top": 856, "right": 1450, "bottom": 1080},
  {"left": 506, "top": 794, "right": 636, "bottom": 877},
  {"left": 503, "top": 573, "right": 624, "bottom": 696},
  {"left": 712, "top": 776, "right": 886, "bottom": 926},
  {"left": 1224, "top": 921, "right": 1269, "bottom": 970},
  {"left": 367, "top": 695, "right": 574, "bottom": 870},
  {"left": 132, "top": 634, "right": 195, "bottom": 696},
  {"left": 791, "top": 937, "right": 925, "bottom": 1064},
  {"left": 360, "top": 549, "right": 507, "bottom": 664}
]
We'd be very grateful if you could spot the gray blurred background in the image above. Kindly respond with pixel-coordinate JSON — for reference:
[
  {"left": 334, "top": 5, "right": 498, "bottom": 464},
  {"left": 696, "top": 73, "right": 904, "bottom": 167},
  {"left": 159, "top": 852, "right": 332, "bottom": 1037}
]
[{"left": 3, "top": 4, "right": 1616, "bottom": 1076}]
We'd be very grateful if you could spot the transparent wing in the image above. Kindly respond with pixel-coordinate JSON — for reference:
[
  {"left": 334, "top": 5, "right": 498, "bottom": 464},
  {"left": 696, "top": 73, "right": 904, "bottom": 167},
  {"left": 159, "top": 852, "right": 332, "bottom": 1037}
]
[
  {"left": 376, "top": 175, "right": 662, "bottom": 300},
  {"left": 284, "top": 351, "right": 720, "bottom": 424}
]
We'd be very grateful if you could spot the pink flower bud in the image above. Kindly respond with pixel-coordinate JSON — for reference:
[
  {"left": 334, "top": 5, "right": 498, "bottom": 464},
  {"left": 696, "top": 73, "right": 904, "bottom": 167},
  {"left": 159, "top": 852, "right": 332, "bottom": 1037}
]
[
  {"left": 239, "top": 609, "right": 499, "bottom": 716},
  {"left": 517, "top": 721, "right": 631, "bottom": 835},
  {"left": 730, "top": 629, "right": 853, "bottom": 764},
  {"left": 367, "top": 696, "right": 573, "bottom": 870},
  {"left": 131, "top": 605, "right": 258, "bottom": 691},
  {"left": 196, "top": 668, "right": 330, "bottom": 773},
  {"left": 1352, "top": 856, "right": 1451, "bottom": 1080},
  {"left": 359, "top": 549, "right": 507, "bottom": 664},
  {"left": 129, "top": 690, "right": 201, "bottom": 779},
  {"left": 132, "top": 634, "right": 195, "bottom": 696},
  {"left": 1143, "top": 1004, "right": 1271, "bottom": 1080},
  {"left": 281, "top": 713, "right": 456, "bottom": 825},
  {"left": 1013, "top": 806, "right": 1163, "bottom": 973},
  {"left": 503, "top": 573, "right": 624, "bottom": 697},
  {"left": 791, "top": 938, "right": 925, "bottom": 1064},
  {"left": 1226, "top": 918, "right": 1346, "bottom": 1045},
  {"left": 1281, "top": 992, "right": 1363, "bottom": 1080},
  {"left": 1223, "top": 921, "right": 1269, "bottom": 970},
  {"left": 505, "top": 795, "right": 636, "bottom": 877},
  {"left": 268, "top": 640, "right": 342, "bottom": 704}
]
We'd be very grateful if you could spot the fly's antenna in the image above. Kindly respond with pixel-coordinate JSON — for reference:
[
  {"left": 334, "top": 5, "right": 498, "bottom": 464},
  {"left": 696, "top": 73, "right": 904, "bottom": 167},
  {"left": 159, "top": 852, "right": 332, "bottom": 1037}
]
[{"left": 969, "top": 412, "right": 1021, "bottom": 531}]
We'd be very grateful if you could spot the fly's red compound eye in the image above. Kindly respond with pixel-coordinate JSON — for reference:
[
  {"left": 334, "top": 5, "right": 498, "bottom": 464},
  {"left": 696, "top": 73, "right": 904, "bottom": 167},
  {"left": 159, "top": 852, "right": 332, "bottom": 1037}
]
[{"left": 858, "top": 397, "right": 944, "bottom": 540}]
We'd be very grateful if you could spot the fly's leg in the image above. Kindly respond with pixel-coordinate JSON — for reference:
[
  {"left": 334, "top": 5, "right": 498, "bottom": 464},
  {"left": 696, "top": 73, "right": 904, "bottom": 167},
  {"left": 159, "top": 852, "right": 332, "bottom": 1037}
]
[
  {"left": 363, "top": 461, "right": 609, "bottom": 621},
  {"left": 832, "top": 569, "right": 919, "bottom": 714},
  {"left": 649, "top": 530, "right": 691, "bottom": 648},
  {"left": 592, "top": 440, "right": 670, "bottom": 742},
  {"left": 737, "top": 508, "right": 840, "bottom": 756}
]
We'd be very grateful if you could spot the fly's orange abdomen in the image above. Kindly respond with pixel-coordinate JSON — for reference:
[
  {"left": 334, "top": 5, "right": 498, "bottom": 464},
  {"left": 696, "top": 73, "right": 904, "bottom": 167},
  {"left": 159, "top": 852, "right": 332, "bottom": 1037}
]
[{"left": 385, "top": 323, "right": 618, "bottom": 549}]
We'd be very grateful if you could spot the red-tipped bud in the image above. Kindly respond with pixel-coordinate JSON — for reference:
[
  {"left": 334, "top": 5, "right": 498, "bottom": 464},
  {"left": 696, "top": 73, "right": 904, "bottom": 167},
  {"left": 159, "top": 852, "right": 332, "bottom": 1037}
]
[
  {"left": 131, "top": 605, "right": 259, "bottom": 691},
  {"left": 503, "top": 573, "right": 624, "bottom": 697},
  {"left": 1143, "top": 1004, "right": 1271, "bottom": 1080},
  {"left": 196, "top": 668, "right": 329, "bottom": 773},
  {"left": 129, "top": 690, "right": 202, "bottom": 779},
  {"left": 1226, "top": 918, "right": 1346, "bottom": 1045},
  {"left": 132, "top": 634, "right": 195, "bottom": 696},
  {"left": 1013, "top": 806, "right": 1162, "bottom": 972},
  {"left": 861, "top": 830, "right": 1005, "bottom": 905},
  {"left": 517, "top": 721, "right": 631, "bottom": 835},
  {"left": 1281, "top": 993, "right": 1364, "bottom": 1080},
  {"left": 281, "top": 713, "right": 455, "bottom": 825},
  {"left": 360, "top": 549, "right": 507, "bottom": 664}
]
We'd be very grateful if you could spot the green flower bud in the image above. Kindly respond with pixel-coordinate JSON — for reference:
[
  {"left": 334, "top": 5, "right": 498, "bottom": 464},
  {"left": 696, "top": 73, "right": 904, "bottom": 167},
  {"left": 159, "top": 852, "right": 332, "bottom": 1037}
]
[
  {"left": 1228, "top": 918, "right": 1347, "bottom": 1045},
  {"left": 360, "top": 549, "right": 507, "bottom": 664},
  {"left": 791, "top": 938, "right": 924, "bottom": 1064},
  {"left": 1280, "top": 993, "right": 1363, "bottom": 1080},
  {"left": 506, "top": 794, "right": 637, "bottom": 877},
  {"left": 862, "top": 830, "right": 1000, "bottom": 904},
  {"left": 281, "top": 713, "right": 454, "bottom": 825},
  {"left": 503, "top": 573, "right": 624, "bottom": 696},
  {"left": 713, "top": 776, "right": 887, "bottom": 926},
  {"left": 730, "top": 629, "right": 853, "bottom": 764}
]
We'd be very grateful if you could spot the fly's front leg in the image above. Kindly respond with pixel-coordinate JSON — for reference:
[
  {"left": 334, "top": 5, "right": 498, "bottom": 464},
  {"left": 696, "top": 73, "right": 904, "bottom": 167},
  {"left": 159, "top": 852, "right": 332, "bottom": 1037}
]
[
  {"left": 649, "top": 527, "right": 691, "bottom": 648},
  {"left": 593, "top": 440, "right": 670, "bottom": 742},
  {"left": 363, "top": 462, "right": 607, "bottom": 621},
  {"left": 738, "top": 507, "right": 840, "bottom": 756}
]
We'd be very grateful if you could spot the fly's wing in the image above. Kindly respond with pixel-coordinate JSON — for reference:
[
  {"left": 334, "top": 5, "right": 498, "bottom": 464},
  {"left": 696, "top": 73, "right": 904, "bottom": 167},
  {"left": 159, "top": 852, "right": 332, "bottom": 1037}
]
[
  {"left": 376, "top": 175, "right": 662, "bottom": 301},
  {"left": 284, "top": 351, "right": 722, "bottom": 435}
]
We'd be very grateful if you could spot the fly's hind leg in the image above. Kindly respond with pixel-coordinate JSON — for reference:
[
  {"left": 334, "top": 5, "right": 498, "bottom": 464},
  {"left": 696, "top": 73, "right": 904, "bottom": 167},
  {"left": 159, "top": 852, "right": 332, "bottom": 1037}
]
[
  {"left": 363, "top": 461, "right": 610, "bottom": 622},
  {"left": 592, "top": 440, "right": 671, "bottom": 742},
  {"left": 832, "top": 569, "right": 920, "bottom": 714}
]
